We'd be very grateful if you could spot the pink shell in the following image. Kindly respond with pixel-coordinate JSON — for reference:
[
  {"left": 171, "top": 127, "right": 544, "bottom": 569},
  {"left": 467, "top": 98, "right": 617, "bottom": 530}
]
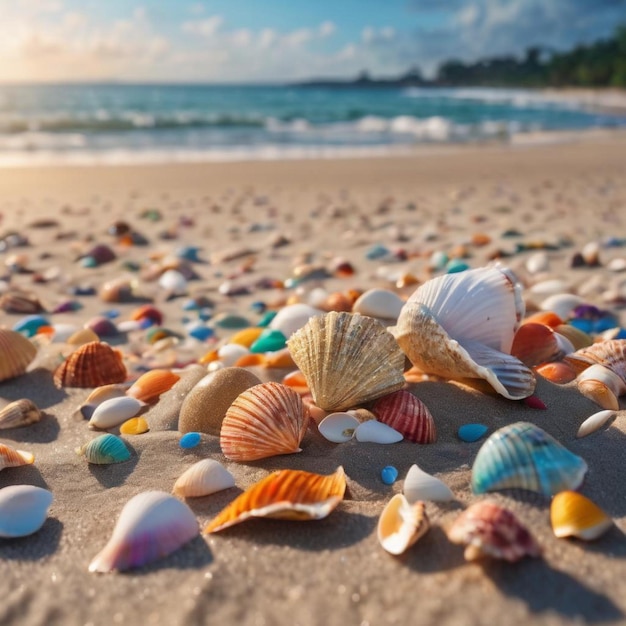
[{"left": 372, "top": 390, "right": 436, "bottom": 443}]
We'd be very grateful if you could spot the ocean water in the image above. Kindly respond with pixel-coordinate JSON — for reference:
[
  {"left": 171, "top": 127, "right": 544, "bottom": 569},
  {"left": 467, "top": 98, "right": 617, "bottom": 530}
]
[{"left": 0, "top": 83, "right": 623, "bottom": 167}]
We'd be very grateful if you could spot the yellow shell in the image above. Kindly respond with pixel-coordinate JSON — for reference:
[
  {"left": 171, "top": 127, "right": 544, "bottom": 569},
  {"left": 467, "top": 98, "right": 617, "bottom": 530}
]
[
  {"left": 0, "top": 443, "right": 35, "bottom": 470},
  {"left": 0, "top": 329, "right": 37, "bottom": 383},
  {"left": 287, "top": 311, "right": 405, "bottom": 412},
  {"left": 53, "top": 341, "right": 127, "bottom": 388},
  {"left": 220, "top": 382, "right": 309, "bottom": 462},
  {"left": 204, "top": 467, "right": 346, "bottom": 533},
  {"left": 550, "top": 491, "right": 612, "bottom": 540},
  {"left": 66, "top": 328, "right": 100, "bottom": 346},
  {"left": 120, "top": 416, "right": 150, "bottom": 435},
  {"left": 126, "top": 369, "right": 180, "bottom": 404},
  {"left": 229, "top": 327, "right": 264, "bottom": 347}
]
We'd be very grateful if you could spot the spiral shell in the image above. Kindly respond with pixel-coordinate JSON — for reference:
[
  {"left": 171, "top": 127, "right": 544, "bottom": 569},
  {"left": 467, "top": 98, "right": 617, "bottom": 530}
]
[
  {"left": 0, "top": 328, "right": 37, "bottom": 383},
  {"left": 53, "top": 341, "right": 127, "bottom": 388}
]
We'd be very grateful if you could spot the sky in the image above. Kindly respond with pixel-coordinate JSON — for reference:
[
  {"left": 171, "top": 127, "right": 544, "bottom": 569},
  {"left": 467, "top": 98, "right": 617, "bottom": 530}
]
[{"left": 0, "top": 0, "right": 623, "bottom": 83}]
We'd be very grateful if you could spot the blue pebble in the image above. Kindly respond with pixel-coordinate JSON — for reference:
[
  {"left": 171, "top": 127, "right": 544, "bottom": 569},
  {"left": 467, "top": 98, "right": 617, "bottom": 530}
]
[
  {"left": 177, "top": 246, "right": 201, "bottom": 262},
  {"left": 101, "top": 309, "right": 120, "bottom": 319},
  {"left": 138, "top": 317, "right": 155, "bottom": 330},
  {"left": 366, "top": 244, "right": 390, "bottom": 260},
  {"left": 593, "top": 316, "right": 618, "bottom": 333},
  {"left": 70, "top": 286, "right": 96, "bottom": 296},
  {"left": 182, "top": 299, "right": 200, "bottom": 311},
  {"left": 381, "top": 466, "right": 399, "bottom": 485},
  {"left": 188, "top": 325, "right": 214, "bottom": 341},
  {"left": 250, "top": 301, "right": 267, "bottom": 314},
  {"left": 458, "top": 423, "right": 488, "bottom": 443},
  {"left": 81, "top": 256, "right": 98, "bottom": 268},
  {"left": 179, "top": 432, "right": 202, "bottom": 449},
  {"left": 568, "top": 318, "right": 594, "bottom": 334},
  {"left": 446, "top": 260, "right": 470, "bottom": 274},
  {"left": 198, "top": 308, "right": 213, "bottom": 322},
  {"left": 12, "top": 315, "right": 49, "bottom": 337}
]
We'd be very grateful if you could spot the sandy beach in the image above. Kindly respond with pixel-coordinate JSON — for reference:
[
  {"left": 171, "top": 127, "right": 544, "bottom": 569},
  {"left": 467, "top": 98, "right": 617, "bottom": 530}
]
[{"left": 0, "top": 132, "right": 625, "bottom": 626}]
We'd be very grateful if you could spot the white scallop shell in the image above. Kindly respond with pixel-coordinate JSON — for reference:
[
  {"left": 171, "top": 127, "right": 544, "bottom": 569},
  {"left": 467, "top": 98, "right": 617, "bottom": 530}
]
[
  {"left": 403, "top": 464, "right": 454, "bottom": 503},
  {"left": 352, "top": 289, "right": 405, "bottom": 321},
  {"left": 88, "top": 396, "right": 144, "bottom": 430},
  {"left": 354, "top": 420, "right": 403, "bottom": 444},
  {"left": 269, "top": 303, "right": 324, "bottom": 338},
  {"left": 377, "top": 494, "right": 429, "bottom": 555},
  {"left": 577, "top": 409, "right": 617, "bottom": 438},
  {"left": 89, "top": 491, "right": 199, "bottom": 573},
  {"left": 173, "top": 459, "right": 236, "bottom": 498},
  {"left": 0, "top": 485, "right": 53, "bottom": 538},
  {"left": 318, "top": 412, "right": 360, "bottom": 443}
]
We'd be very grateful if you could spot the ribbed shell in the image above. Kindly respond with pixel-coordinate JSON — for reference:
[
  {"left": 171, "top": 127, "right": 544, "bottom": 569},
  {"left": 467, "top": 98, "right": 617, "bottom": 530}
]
[
  {"left": 77, "top": 433, "right": 131, "bottom": 464},
  {"left": 471, "top": 422, "right": 588, "bottom": 497},
  {"left": 372, "top": 390, "right": 436, "bottom": 444},
  {"left": 0, "top": 485, "right": 53, "bottom": 538},
  {"left": 220, "top": 382, "right": 309, "bottom": 462},
  {"left": 287, "top": 311, "right": 405, "bottom": 412},
  {"left": 0, "top": 443, "right": 35, "bottom": 470},
  {"left": 0, "top": 328, "right": 37, "bottom": 383},
  {"left": 204, "top": 467, "right": 346, "bottom": 533},
  {"left": 0, "top": 399, "right": 42, "bottom": 429},
  {"left": 126, "top": 369, "right": 180, "bottom": 404},
  {"left": 173, "top": 459, "right": 235, "bottom": 498},
  {"left": 565, "top": 339, "right": 626, "bottom": 378},
  {"left": 53, "top": 341, "right": 127, "bottom": 388},
  {"left": 576, "top": 364, "right": 626, "bottom": 411}
]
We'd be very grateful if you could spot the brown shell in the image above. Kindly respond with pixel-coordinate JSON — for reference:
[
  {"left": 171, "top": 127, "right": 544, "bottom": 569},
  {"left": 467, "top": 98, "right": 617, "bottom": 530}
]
[
  {"left": 53, "top": 341, "right": 127, "bottom": 388},
  {"left": 0, "top": 399, "right": 42, "bottom": 429},
  {"left": 126, "top": 369, "right": 180, "bottom": 404},
  {"left": 0, "top": 290, "right": 46, "bottom": 314},
  {"left": 565, "top": 339, "right": 626, "bottom": 379},
  {"left": 220, "top": 382, "right": 309, "bottom": 462},
  {"left": 0, "top": 329, "right": 37, "bottom": 382}
]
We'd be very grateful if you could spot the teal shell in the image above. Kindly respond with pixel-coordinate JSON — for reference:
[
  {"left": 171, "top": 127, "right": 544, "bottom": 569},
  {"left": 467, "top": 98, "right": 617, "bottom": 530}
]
[
  {"left": 471, "top": 422, "right": 587, "bottom": 496},
  {"left": 79, "top": 434, "right": 131, "bottom": 465}
]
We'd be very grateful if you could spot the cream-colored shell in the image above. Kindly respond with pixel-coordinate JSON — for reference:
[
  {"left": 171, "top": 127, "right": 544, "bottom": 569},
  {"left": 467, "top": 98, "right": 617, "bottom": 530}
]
[
  {"left": 173, "top": 459, "right": 235, "bottom": 498},
  {"left": 377, "top": 494, "right": 429, "bottom": 555},
  {"left": 0, "top": 399, "right": 42, "bottom": 429}
]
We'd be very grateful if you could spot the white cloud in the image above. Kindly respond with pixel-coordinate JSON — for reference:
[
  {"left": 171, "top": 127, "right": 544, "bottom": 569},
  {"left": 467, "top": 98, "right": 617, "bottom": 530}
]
[
  {"left": 283, "top": 28, "right": 312, "bottom": 47},
  {"left": 259, "top": 28, "right": 277, "bottom": 49},
  {"left": 182, "top": 15, "right": 223, "bottom": 38},
  {"left": 319, "top": 21, "right": 336, "bottom": 38},
  {"left": 231, "top": 28, "right": 252, "bottom": 48}
]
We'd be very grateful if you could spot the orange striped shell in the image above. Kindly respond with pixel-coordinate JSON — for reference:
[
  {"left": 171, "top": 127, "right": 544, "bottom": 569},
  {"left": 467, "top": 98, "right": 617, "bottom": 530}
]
[
  {"left": 53, "top": 341, "right": 127, "bottom": 388},
  {"left": 126, "top": 369, "right": 180, "bottom": 404},
  {"left": 0, "top": 329, "right": 37, "bottom": 383},
  {"left": 220, "top": 382, "right": 309, "bottom": 462},
  {"left": 0, "top": 443, "right": 35, "bottom": 470}
]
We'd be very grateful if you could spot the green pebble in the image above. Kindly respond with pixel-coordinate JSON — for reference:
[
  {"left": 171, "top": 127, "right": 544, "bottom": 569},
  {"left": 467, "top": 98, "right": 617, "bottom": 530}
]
[{"left": 250, "top": 329, "right": 287, "bottom": 353}]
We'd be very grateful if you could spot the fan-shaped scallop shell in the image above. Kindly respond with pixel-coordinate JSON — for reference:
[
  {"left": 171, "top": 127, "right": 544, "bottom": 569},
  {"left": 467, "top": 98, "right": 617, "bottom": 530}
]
[
  {"left": 471, "top": 422, "right": 587, "bottom": 496},
  {"left": 377, "top": 495, "right": 430, "bottom": 555},
  {"left": 392, "top": 266, "right": 536, "bottom": 400},
  {"left": 565, "top": 339, "right": 626, "bottom": 376},
  {"left": 0, "top": 399, "right": 42, "bottom": 429},
  {"left": 0, "top": 443, "right": 35, "bottom": 470},
  {"left": 372, "top": 390, "right": 436, "bottom": 443},
  {"left": 220, "top": 382, "right": 309, "bottom": 462},
  {"left": 286, "top": 311, "right": 405, "bottom": 412},
  {"left": 173, "top": 459, "right": 236, "bottom": 498},
  {"left": 204, "top": 467, "right": 346, "bottom": 533},
  {"left": 0, "top": 328, "right": 37, "bottom": 383},
  {"left": 126, "top": 369, "right": 180, "bottom": 404},
  {"left": 77, "top": 433, "right": 131, "bottom": 464},
  {"left": 89, "top": 491, "right": 199, "bottom": 572},
  {"left": 550, "top": 491, "right": 612, "bottom": 540},
  {"left": 53, "top": 341, "right": 127, "bottom": 388},
  {"left": 0, "top": 485, "right": 53, "bottom": 538},
  {"left": 447, "top": 500, "right": 541, "bottom": 562}
]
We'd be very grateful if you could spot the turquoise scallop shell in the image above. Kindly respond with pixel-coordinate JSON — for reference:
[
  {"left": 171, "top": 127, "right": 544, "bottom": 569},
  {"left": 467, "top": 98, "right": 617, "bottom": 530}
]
[
  {"left": 78, "top": 434, "right": 131, "bottom": 465},
  {"left": 471, "top": 422, "right": 587, "bottom": 497}
]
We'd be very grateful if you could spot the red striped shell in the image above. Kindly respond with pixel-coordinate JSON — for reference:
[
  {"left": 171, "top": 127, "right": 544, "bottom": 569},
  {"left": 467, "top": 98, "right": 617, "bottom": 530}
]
[
  {"left": 0, "top": 329, "right": 37, "bottom": 383},
  {"left": 53, "top": 341, "right": 127, "bottom": 388},
  {"left": 220, "top": 382, "right": 309, "bottom": 462},
  {"left": 372, "top": 390, "right": 436, "bottom": 443}
]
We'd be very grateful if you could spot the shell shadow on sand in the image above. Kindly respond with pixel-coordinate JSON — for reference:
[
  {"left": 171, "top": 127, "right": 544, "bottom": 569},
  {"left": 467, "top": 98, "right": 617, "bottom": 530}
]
[{"left": 0, "top": 518, "right": 63, "bottom": 561}]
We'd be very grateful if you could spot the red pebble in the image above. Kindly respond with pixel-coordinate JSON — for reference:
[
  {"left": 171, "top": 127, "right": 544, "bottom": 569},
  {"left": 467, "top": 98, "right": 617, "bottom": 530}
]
[{"left": 523, "top": 395, "right": 547, "bottom": 410}]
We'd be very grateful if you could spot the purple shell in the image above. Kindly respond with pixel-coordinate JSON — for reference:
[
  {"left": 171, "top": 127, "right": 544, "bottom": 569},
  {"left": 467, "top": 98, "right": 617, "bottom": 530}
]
[{"left": 85, "top": 316, "right": 119, "bottom": 338}]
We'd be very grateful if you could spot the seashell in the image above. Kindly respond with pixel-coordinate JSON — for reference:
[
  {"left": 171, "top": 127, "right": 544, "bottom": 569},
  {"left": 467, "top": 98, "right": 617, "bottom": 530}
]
[
  {"left": 525, "top": 251, "right": 549, "bottom": 274},
  {"left": 540, "top": 293, "right": 585, "bottom": 320},
  {"left": 77, "top": 433, "right": 131, "bottom": 464},
  {"left": 89, "top": 491, "right": 199, "bottom": 572},
  {"left": 575, "top": 364, "right": 626, "bottom": 411},
  {"left": 403, "top": 464, "right": 454, "bottom": 503},
  {"left": 67, "top": 327, "right": 100, "bottom": 346},
  {"left": 268, "top": 303, "right": 324, "bottom": 338},
  {"left": 229, "top": 327, "right": 264, "bottom": 347},
  {"left": 53, "top": 341, "right": 127, "bottom": 388},
  {"left": 82, "top": 243, "right": 116, "bottom": 265},
  {"left": 158, "top": 269, "right": 188, "bottom": 296},
  {"left": 129, "top": 305, "right": 163, "bottom": 326},
  {"left": 522, "top": 310, "right": 563, "bottom": 328},
  {"left": 0, "top": 485, "right": 53, "bottom": 538},
  {"left": 510, "top": 323, "right": 565, "bottom": 367},
  {"left": 318, "top": 412, "right": 360, "bottom": 443},
  {"left": 220, "top": 382, "right": 309, "bottom": 462},
  {"left": 282, "top": 370, "right": 310, "bottom": 395},
  {"left": 216, "top": 343, "right": 250, "bottom": 367},
  {"left": 372, "top": 390, "right": 436, "bottom": 444},
  {"left": 354, "top": 420, "right": 403, "bottom": 444},
  {"left": 120, "top": 416, "right": 149, "bottom": 435},
  {"left": 287, "top": 311, "right": 405, "bottom": 412},
  {"left": 99, "top": 277, "right": 136, "bottom": 303},
  {"left": 0, "top": 443, "right": 35, "bottom": 470},
  {"left": 550, "top": 491, "right": 612, "bottom": 541},
  {"left": 352, "top": 288, "right": 405, "bottom": 321},
  {"left": 204, "top": 467, "right": 346, "bottom": 533},
  {"left": 0, "top": 328, "right": 37, "bottom": 382},
  {"left": 179, "top": 367, "right": 262, "bottom": 435},
  {"left": 471, "top": 422, "right": 588, "bottom": 497},
  {"left": 392, "top": 266, "right": 536, "bottom": 400},
  {"left": 577, "top": 409, "right": 616, "bottom": 438},
  {"left": 447, "top": 500, "right": 541, "bottom": 562},
  {"left": 534, "top": 361, "right": 577, "bottom": 384},
  {"left": 126, "top": 369, "right": 180, "bottom": 404},
  {"left": 173, "top": 459, "right": 235, "bottom": 498},
  {"left": 0, "top": 289, "right": 46, "bottom": 314},
  {"left": 378, "top": 495, "right": 429, "bottom": 555},
  {"left": 85, "top": 316, "right": 119, "bottom": 338},
  {"left": 554, "top": 324, "right": 592, "bottom": 351},
  {"left": 12, "top": 314, "right": 49, "bottom": 337},
  {"left": 77, "top": 383, "right": 128, "bottom": 419},
  {"left": 458, "top": 423, "right": 488, "bottom": 442},
  {"left": 89, "top": 396, "right": 144, "bottom": 430},
  {"left": 528, "top": 279, "right": 569, "bottom": 298},
  {"left": 0, "top": 399, "right": 42, "bottom": 429}
]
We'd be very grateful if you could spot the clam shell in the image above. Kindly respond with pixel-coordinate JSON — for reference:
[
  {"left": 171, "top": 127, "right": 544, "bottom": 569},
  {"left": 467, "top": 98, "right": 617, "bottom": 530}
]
[
  {"left": 352, "top": 288, "right": 405, "bottom": 321},
  {"left": 510, "top": 323, "right": 565, "bottom": 367},
  {"left": 0, "top": 399, "right": 42, "bottom": 429},
  {"left": 77, "top": 433, "right": 131, "bottom": 464},
  {"left": 268, "top": 303, "right": 324, "bottom": 338},
  {"left": 577, "top": 409, "right": 616, "bottom": 438},
  {"left": 550, "top": 491, "right": 613, "bottom": 540},
  {"left": 126, "top": 369, "right": 180, "bottom": 404},
  {"left": 204, "top": 467, "right": 346, "bottom": 533},
  {"left": 0, "top": 485, "right": 53, "bottom": 538},
  {"left": 220, "top": 382, "right": 309, "bottom": 462},
  {"left": 447, "top": 500, "right": 541, "bottom": 562},
  {"left": 178, "top": 367, "right": 262, "bottom": 435},
  {"left": 88, "top": 396, "right": 144, "bottom": 430},
  {"left": 318, "top": 412, "right": 360, "bottom": 443},
  {"left": 565, "top": 339, "right": 626, "bottom": 377},
  {"left": 540, "top": 293, "right": 585, "bottom": 320},
  {"left": 403, "top": 464, "right": 454, "bottom": 503},
  {"left": 77, "top": 384, "right": 128, "bottom": 420},
  {"left": 89, "top": 491, "right": 199, "bottom": 572},
  {"left": 576, "top": 364, "right": 626, "bottom": 410},
  {"left": 392, "top": 266, "right": 536, "bottom": 400},
  {"left": 53, "top": 341, "right": 127, "bottom": 388},
  {"left": 287, "top": 311, "right": 405, "bottom": 412},
  {"left": 173, "top": 459, "right": 235, "bottom": 498},
  {"left": 471, "top": 422, "right": 588, "bottom": 496},
  {"left": 354, "top": 420, "right": 403, "bottom": 444},
  {"left": 377, "top": 495, "right": 429, "bottom": 555},
  {"left": 372, "top": 390, "right": 436, "bottom": 443},
  {"left": 0, "top": 443, "right": 35, "bottom": 470},
  {"left": 120, "top": 416, "right": 149, "bottom": 435},
  {"left": 67, "top": 328, "right": 100, "bottom": 346},
  {"left": 0, "top": 328, "right": 37, "bottom": 382},
  {"left": 534, "top": 361, "right": 577, "bottom": 384}
]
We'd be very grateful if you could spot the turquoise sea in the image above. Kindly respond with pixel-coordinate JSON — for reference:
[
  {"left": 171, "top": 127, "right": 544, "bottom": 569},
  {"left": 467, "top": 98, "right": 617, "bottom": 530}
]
[{"left": 0, "top": 83, "right": 624, "bottom": 166}]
